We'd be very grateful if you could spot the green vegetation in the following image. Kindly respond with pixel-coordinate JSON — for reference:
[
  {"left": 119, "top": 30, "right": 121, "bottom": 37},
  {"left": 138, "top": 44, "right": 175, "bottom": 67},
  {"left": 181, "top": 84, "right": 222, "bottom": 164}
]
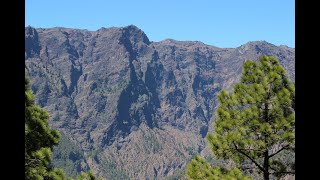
[
  {"left": 96, "top": 80, "right": 129, "bottom": 94},
  {"left": 25, "top": 76, "right": 61, "bottom": 179},
  {"left": 51, "top": 133, "right": 87, "bottom": 178},
  {"left": 186, "top": 56, "right": 295, "bottom": 180},
  {"left": 187, "top": 156, "right": 252, "bottom": 180},
  {"left": 99, "top": 156, "right": 130, "bottom": 180},
  {"left": 25, "top": 76, "right": 100, "bottom": 180},
  {"left": 75, "top": 171, "right": 99, "bottom": 180}
]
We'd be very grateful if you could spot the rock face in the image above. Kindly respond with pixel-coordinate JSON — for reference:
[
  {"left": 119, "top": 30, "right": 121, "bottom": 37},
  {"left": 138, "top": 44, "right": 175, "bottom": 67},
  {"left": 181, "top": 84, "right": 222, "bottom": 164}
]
[{"left": 25, "top": 25, "right": 295, "bottom": 179}]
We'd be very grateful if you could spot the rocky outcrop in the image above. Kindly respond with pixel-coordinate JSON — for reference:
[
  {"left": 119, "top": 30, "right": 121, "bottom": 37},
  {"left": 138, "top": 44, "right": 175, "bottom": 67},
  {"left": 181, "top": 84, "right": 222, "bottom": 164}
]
[{"left": 25, "top": 25, "right": 295, "bottom": 179}]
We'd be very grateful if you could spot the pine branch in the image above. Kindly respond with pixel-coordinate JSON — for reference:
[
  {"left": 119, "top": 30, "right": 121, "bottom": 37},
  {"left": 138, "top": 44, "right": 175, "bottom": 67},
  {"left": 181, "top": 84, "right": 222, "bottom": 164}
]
[
  {"left": 269, "top": 165, "right": 281, "bottom": 173},
  {"left": 232, "top": 147, "right": 264, "bottom": 153},
  {"left": 270, "top": 168, "right": 295, "bottom": 175},
  {"left": 268, "top": 144, "right": 289, "bottom": 158},
  {"left": 25, "top": 158, "right": 41, "bottom": 167},
  {"left": 269, "top": 162, "right": 295, "bottom": 175},
  {"left": 232, "top": 142, "right": 267, "bottom": 174}
]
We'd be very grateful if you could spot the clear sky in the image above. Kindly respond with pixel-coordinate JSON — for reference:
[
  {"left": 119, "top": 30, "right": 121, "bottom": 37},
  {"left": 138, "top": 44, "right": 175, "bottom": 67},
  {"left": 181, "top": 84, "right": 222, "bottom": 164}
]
[{"left": 26, "top": 0, "right": 294, "bottom": 48}]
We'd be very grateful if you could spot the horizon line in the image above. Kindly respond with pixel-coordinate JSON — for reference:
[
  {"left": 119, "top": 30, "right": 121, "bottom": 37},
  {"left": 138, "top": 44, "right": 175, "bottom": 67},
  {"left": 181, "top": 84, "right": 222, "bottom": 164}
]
[{"left": 25, "top": 24, "right": 295, "bottom": 49}]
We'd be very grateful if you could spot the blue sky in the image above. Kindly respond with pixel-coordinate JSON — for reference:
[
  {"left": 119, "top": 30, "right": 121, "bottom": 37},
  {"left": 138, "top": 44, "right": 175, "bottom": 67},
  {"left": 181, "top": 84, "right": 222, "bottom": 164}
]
[{"left": 26, "top": 0, "right": 294, "bottom": 48}]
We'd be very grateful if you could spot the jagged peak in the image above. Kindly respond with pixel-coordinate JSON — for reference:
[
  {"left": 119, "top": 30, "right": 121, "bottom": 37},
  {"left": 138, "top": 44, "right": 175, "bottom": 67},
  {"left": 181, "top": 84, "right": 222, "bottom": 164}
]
[
  {"left": 25, "top": 25, "right": 35, "bottom": 30},
  {"left": 241, "top": 40, "right": 276, "bottom": 47},
  {"left": 120, "top": 25, "right": 150, "bottom": 45},
  {"left": 236, "top": 41, "right": 277, "bottom": 52},
  {"left": 25, "top": 25, "right": 293, "bottom": 49},
  {"left": 122, "top": 24, "right": 142, "bottom": 31},
  {"left": 96, "top": 25, "right": 150, "bottom": 44},
  {"left": 238, "top": 40, "right": 293, "bottom": 50},
  {"left": 25, "top": 26, "right": 38, "bottom": 35}
]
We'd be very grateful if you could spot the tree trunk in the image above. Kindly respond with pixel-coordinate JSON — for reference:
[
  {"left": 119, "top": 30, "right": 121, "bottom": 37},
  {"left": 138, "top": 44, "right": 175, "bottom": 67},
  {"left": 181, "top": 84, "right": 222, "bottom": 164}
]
[
  {"left": 263, "top": 172, "right": 269, "bottom": 180},
  {"left": 263, "top": 151, "right": 269, "bottom": 180},
  {"left": 263, "top": 98, "right": 270, "bottom": 180}
]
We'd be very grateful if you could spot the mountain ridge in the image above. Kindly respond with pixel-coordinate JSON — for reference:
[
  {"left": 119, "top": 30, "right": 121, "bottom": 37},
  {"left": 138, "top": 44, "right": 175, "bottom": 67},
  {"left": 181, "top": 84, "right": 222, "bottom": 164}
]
[
  {"left": 26, "top": 25, "right": 294, "bottom": 49},
  {"left": 25, "top": 25, "right": 294, "bottom": 179}
]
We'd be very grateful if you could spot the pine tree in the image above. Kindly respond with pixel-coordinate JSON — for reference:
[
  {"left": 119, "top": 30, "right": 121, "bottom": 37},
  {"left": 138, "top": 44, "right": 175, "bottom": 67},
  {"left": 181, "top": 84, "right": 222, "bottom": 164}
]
[
  {"left": 187, "top": 155, "right": 252, "bottom": 180},
  {"left": 187, "top": 56, "right": 295, "bottom": 180},
  {"left": 25, "top": 77, "right": 100, "bottom": 180},
  {"left": 25, "top": 76, "right": 62, "bottom": 179},
  {"left": 76, "top": 171, "right": 100, "bottom": 180}
]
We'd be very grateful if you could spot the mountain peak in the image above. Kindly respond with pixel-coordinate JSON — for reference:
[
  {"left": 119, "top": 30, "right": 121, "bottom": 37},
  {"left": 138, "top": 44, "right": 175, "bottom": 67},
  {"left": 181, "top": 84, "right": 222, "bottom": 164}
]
[
  {"left": 123, "top": 24, "right": 141, "bottom": 31},
  {"left": 25, "top": 26, "right": 37, "bottom": 34},
  {"left": 242, "top": 40, "right": 275, "bottom": 47},
  {"left": 120, "top": 25, "right": 150, "bottom": 45},
  {"left": 25, "top": 26, "right": 295, "bottom": 179}
]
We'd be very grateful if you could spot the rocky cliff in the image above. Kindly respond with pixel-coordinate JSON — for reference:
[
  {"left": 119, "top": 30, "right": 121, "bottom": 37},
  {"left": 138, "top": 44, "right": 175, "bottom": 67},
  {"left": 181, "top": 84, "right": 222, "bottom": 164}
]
[{"left": 25, "top": 25, "right": 295, "bottom": 179}]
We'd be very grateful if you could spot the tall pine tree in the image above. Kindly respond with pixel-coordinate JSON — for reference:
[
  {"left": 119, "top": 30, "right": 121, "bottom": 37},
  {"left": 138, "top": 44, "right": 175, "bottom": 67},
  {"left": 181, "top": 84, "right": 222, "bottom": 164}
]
[{"left": 187, "top": 56, "right": 295, "bottom": 180}]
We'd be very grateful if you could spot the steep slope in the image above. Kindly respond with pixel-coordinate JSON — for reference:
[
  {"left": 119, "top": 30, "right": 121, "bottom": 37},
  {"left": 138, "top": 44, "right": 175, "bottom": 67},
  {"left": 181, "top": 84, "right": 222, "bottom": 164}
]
[{"left": 25, "top": 25, "right": 295, "bottom": 179}]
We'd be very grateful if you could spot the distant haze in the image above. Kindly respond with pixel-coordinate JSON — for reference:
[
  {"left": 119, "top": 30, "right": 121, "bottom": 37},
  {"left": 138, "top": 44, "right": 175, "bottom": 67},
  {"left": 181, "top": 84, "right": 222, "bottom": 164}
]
[{"left": 26, "top": 0, "right": 294, "bottom": 48}]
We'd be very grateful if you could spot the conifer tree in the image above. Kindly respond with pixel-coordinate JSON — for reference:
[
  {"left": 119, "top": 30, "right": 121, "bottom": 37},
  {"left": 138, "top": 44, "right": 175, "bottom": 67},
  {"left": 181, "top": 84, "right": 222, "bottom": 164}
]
[
  {"left": 187, "top": 155, "right": 252, "bottom": 180},
  {"left": 25, "top": 76, "right": 62, "bottom": 179},
  {"left": 25, "top": 76, "right": 100, "bottom": 180},
  {"left": 76, "top": 171, "right": 100, "bottom": 180},
  {"left": 187, "top": 56, "right": 295, "bottom": 180}
]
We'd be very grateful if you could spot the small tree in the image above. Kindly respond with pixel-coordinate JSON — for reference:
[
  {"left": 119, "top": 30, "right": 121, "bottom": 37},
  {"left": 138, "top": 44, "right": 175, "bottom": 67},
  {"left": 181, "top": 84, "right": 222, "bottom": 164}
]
[{"left": 187, "top": 56, "right": 295, "bottom": 180}]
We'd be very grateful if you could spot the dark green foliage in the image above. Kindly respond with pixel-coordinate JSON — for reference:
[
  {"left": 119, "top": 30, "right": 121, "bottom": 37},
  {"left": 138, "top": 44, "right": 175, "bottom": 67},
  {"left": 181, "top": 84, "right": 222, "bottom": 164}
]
[
  {"left": 25, "top": 76, "right": 100, "bottom": 180},
  {"left": 187, "top": 56, "right": 295, "bottom": 180},
  {"left": 75, "top": 171, "right": 102, "bottom": 180},
  {"left": 46, "top": 168, "right": 71, "bottom": 180},
  {"left": 99, "top": 156, "right": 130, "bottom": 180},
  {"left": 25, "top": 76, "right": 62, "bottom": 179}
]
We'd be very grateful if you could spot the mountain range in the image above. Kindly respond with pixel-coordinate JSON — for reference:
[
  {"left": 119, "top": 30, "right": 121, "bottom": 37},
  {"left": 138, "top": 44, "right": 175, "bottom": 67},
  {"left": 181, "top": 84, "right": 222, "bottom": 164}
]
[{"left": 25, "top": 25, "right": 295, "bottom": 179}]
